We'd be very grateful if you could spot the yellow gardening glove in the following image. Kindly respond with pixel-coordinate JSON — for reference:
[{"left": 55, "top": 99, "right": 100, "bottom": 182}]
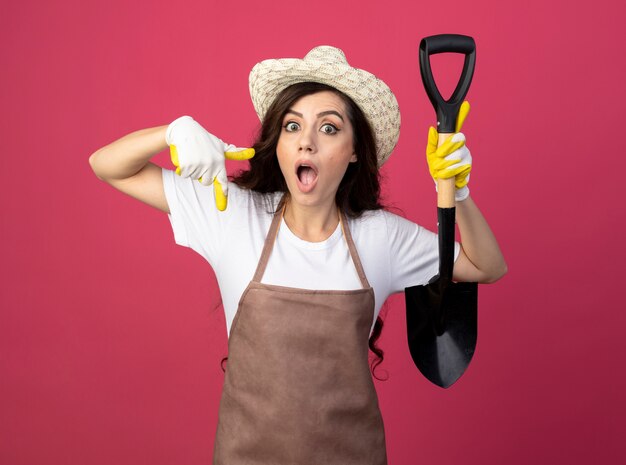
[
  {"left": 455, "top": 100, "right": 470, "bottom": 134},
  {"left": 426, "top": 101, "right": 472, "bottom": 201},
  {"left": 166, "top": 116, "right": 255, "bottom": 211},
  {"left": 169, "top": 144, "right": 255, "bottom": 210}
]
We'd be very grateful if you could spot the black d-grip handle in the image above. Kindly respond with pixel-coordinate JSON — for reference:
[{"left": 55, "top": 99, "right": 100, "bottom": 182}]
[{"left": 419, "top": 34, "right": 476, "bottom": 133}]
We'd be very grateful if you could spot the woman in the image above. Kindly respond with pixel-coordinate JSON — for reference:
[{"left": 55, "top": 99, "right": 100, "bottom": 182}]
[{"left": 89, "top": 45, "right": 506, "bottom": 465}]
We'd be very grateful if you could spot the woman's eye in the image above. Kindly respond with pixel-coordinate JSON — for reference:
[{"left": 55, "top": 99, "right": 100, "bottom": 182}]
[
  {"left": 321, "top": 124, "right": 338, "bottom": 135},
  {"left": 284, "top": 122, "right": 299, "bottom": 132}
]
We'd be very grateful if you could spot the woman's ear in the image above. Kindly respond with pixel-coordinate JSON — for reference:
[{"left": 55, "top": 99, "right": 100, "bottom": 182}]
[{"left": 350, "top": 152, "right": 357, "bottom": 163}]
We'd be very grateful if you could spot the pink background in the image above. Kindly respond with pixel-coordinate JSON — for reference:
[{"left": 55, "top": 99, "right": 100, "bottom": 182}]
[{"left": 1, "top": 0, "right": 624, "bottom": 463}]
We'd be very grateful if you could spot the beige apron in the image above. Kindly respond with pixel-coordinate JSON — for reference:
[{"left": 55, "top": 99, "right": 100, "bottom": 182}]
[{"left": 213, "top": 204, "right": 387, "bottom": 465}]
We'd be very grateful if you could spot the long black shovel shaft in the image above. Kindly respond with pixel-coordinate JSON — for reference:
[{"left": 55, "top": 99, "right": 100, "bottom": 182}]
[{"left": 437, "top": 206, "right": 456, "bottom": 283}]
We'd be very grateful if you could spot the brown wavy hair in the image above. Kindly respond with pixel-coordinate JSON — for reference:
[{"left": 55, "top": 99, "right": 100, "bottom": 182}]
[{"left": 230, "top": 82, "right": 387, "bottom": 378}]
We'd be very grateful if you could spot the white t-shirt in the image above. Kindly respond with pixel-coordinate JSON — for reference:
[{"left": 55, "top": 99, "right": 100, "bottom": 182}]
[{"left": 162, "top": 168, "right": 460, "bottom": 338}]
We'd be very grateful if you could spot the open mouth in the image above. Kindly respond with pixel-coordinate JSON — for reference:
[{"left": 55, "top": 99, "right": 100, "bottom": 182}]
[{"left": 295, "top": 162, "right": 319, "bottom": 192}]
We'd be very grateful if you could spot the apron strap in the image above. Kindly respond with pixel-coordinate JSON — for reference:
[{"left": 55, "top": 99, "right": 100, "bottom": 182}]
[
  {"left": 252, "top": 199, "right": 371, "bottom": 289},
  {"left": 252, "top": 202, "right": 285, "bottom": 283},
  {"left": 338, "top": 210, "right": 371, "bottom": 289}
]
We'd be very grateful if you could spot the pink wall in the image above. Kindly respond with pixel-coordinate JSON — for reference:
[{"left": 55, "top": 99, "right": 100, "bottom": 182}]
[{"left": 1, "top": 0, "right": 624, "bottom": 463}]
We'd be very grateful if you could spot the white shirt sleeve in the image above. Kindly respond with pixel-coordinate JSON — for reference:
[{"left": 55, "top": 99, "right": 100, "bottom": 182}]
[
  {"left": 384, "top": 211, "right": 461, "bottom": 293},
  {"left": 161, "top": 167, "right": 232, "bottom": 267}
]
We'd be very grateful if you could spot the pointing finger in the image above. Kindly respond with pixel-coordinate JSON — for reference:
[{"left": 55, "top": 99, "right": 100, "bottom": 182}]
[
  {"left": 224, "top": 147, "right": 255, "bottom": 161},
  {"left": 213, "top": 180, "right": 227, "bottom": 211},
  {"left": 214, "top": 169, "right": 228, "bottom": 211}
]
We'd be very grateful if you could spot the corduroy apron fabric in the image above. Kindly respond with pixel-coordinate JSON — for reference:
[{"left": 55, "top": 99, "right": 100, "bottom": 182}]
[{"left": 212, "top": 205, "right": 387, "bottom": 465}]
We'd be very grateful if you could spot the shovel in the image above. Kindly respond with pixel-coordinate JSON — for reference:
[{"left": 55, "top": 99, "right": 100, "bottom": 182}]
[{"left": 405, "top": 34, "right": 479, "bottom": 388}]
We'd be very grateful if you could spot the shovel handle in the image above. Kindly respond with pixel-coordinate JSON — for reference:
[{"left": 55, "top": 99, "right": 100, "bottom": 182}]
[
  {"left": 437, "top": 132, "right": 456, "bottom": 209},
  {"left": 420, "top": 35, "right": 475, "bottom": 209},
  {"left": 419, "top": 34, "right": 476, "bottom": 134}
]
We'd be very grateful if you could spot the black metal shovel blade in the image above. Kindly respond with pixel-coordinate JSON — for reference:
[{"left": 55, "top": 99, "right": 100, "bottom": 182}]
[{"left": 405, "top": 279, "right": 478, "bottom": 388}]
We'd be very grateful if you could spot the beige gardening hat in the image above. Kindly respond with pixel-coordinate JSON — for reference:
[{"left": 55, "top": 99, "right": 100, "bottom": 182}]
[{"left": 249, "top": 45, "right": 401, "bottom": 166}]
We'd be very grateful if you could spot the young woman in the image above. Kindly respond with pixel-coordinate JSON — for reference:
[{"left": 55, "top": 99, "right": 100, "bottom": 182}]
[{"left": 89, "top": 45, "right": 506, "bottom": 465}]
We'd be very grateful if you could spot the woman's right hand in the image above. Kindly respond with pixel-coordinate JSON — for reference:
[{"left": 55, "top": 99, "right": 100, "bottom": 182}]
[
  {"left": 165, "top": 116, "right": 255, "bottom": 211},
  {"left": 425, "top": 101, "right": 472, "bottom": 202}
]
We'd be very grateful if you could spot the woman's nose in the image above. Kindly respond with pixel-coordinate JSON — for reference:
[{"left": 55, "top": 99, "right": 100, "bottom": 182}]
[{"left": 298, "top": 128, "right": 316, "bottom": 152}]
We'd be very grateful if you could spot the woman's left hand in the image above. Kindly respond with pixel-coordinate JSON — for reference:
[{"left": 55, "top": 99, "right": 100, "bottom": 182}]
[{"left": 426, "top": 101, "right": 472, "bottom": 201}]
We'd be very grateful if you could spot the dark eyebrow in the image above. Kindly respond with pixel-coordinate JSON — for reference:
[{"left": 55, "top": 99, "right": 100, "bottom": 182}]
[
  {"left": 285, "top": 109, "right": 344, "bottom": 121},
  {"left": 317, "top": 110, "right": 344, "bottom": 121}
]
